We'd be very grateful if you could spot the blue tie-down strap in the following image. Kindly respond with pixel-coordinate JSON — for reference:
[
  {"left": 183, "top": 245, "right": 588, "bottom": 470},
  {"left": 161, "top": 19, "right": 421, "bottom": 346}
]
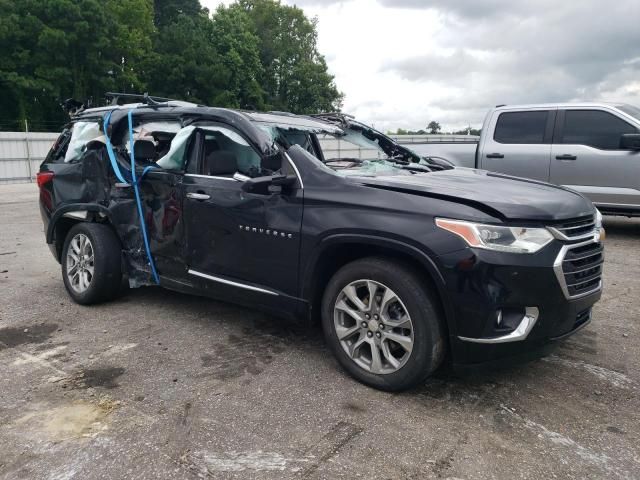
[
  {"left": 102, "top": 109, "right": 160, "bottom": 285},
  {"left": 103, "top": 110, "right": 132, "bottom": 185}
]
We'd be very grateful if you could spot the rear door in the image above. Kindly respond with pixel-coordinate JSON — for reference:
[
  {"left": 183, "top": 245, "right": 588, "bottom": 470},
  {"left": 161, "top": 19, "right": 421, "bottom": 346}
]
[
  {"left": 480, "top": 109, "right": 555, "bottom": 181},
  {"left": 182, "top": 125, "right": 304, "bottom": 302},
  {"left": 550, "top": 108, "right": 640, "bottom": 207}
]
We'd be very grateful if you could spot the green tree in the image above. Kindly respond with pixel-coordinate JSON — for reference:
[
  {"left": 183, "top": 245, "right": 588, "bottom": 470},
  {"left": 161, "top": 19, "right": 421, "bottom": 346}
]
[
  {"left": 0, "top": 0, "right": 343, "bottom": 130},
  {"left": 153, "top": 0, "right": 202, "bottom": 27},
  {"left": 427, "top": 121, "right": 441, "bottom": 134},
  {"left": 0, "top": 0, "right": 154, "bottom": 130},
  {"left": 145, "top": 12, "right": 221, "bottom": 104},
  {"left": 234, "top": 0, "right": 343, "bottom": 113},
  {"left": 209, "top": 5, "right": 264, "bottom": 109},
  {"left": 146, "top": 4, "right": 264, "bottom": 109}
]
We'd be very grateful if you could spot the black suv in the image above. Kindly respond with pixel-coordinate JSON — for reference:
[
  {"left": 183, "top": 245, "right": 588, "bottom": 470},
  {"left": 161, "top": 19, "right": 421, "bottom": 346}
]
[{"left": 38, "top": 96, "right": 604, "bottom": 391}]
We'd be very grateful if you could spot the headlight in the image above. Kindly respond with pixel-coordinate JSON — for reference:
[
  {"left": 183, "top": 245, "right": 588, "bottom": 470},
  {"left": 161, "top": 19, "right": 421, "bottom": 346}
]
[
  {"left": 435, "top": 218, "right": 554, "bottom": 253},
  {"left": 595, "top": 209, "right": 603, "bottom": 230}
]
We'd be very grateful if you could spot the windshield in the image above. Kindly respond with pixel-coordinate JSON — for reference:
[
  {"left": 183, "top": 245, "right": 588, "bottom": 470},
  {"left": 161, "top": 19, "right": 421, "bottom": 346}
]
[
  {"left": 257, "top": 124, "right": 439, "bottom": 178},
  {"left": 316, "top": 132, "right": 415, "bottom": 177},
  {"left": 617, "top": 104, "right": 640, "bottom": 122}
]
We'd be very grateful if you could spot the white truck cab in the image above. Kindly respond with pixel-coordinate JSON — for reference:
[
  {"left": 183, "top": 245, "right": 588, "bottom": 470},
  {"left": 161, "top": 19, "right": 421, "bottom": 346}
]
[{"left": 478, "top": 103, "right": 640, "bottom": 216}]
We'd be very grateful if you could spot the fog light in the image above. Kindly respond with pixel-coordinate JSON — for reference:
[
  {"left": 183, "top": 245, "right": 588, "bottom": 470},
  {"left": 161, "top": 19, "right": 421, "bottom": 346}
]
[{"left": 495, "top": 309, "right": 503, "bottom": 327}]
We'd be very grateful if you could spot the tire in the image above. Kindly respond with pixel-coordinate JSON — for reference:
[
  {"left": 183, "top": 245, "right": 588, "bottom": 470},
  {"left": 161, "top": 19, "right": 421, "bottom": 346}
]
[
  {"left": 321, "top": 257, "right": 445, "bottom": 391},
  {"left": 61, "top": 223, "right": 123, "bottom": 305}
]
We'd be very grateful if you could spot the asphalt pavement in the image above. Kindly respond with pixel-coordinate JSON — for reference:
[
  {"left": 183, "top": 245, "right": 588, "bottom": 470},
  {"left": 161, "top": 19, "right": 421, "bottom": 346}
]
[{"left": 1, "top": 183, "right": 639, "bottom": 479}]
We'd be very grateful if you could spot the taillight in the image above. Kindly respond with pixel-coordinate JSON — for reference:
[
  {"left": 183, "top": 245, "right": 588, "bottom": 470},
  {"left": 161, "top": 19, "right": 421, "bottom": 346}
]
[{"left": 36, "top": 171, "right": 55, "bottom": 187}]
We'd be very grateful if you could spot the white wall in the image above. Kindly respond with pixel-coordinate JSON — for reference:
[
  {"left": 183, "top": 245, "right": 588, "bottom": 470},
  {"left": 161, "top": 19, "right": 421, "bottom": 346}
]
[{"left": 0, "top": 132, "right": 59, "bottom": 184}]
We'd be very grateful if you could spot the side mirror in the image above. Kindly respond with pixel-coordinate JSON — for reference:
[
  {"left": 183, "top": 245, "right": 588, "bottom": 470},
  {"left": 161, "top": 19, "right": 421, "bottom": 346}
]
[
  {"left": 241, "top": 174, "right": 297, "bottom": 194},
  {"left": 620, "top": 133, "right": 640, "bottom": 151}
]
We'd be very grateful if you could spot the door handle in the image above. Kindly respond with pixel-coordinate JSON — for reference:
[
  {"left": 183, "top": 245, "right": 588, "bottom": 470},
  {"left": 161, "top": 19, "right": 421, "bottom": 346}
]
[
  {"left": 486, "top": 153, "right": 504, "bottom": 159},
  {"left": 186, "top": 192, "right": 210, "bottom": 201},
  {"left": 555, "top": 154, "right": 577, "bottom": 160}
]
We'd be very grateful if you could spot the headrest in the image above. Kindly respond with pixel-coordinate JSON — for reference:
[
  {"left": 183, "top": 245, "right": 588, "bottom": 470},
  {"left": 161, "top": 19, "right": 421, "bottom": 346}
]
[
  {"left": 204, "top": 138, "right": 220, "bottom": 155},
  {"left": 206, "top": 150, "right": 237, "bottom": 176},
  {"left": 261, "top": 153, "right": 282, "bottom": 172},
  {"left": 134, "top": 139, "right": 156, "bottom": 161}
]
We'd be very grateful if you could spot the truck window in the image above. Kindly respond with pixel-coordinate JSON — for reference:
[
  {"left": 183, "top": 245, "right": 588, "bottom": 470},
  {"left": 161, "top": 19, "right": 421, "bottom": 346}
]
[
  {"left": 494, "top": 111, "right": 548, "bottom": 144},
  {"left": 561, "top": 110, "right": 638, "bottom": 150}
]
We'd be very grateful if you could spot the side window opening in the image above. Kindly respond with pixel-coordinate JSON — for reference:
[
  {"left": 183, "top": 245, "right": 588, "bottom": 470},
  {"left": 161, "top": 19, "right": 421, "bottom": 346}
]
[
  {"left": 198, "top": 126, "right": 263, "bottom": 178},
  {"left": 494, "top": 111, "right": 548, "bottom": 144},
  {"left": 123, "top": 120, "right": 182, "bottom": 168},
  {"left": 64, "top": 121, "right": 104, "bottom": 162},
  {"left": 156, "top": 126, "right": 196, "bottom": 170},
  {"left": 561, "top": 110, "right": 638, "bottom": 150},
  {"left": 45, "top": 127, "right": 72, "bottom": 163}
]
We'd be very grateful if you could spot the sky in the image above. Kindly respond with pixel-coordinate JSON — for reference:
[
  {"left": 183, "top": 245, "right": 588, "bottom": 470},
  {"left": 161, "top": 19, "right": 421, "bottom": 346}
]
[{"left": 201, "top": 0, "right": 640, "bottom": 132}]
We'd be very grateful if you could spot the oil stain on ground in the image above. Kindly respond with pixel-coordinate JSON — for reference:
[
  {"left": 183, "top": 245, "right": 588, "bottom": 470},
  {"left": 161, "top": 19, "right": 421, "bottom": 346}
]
[
  {"left": 70, "top": 367, "right": 126, "bottom": 389},
  {"left": 200, "top": 334, "right": 284, "bottom": 380},
  {"left": 0, "top": 324, "right": 58, "bottom": 350}
]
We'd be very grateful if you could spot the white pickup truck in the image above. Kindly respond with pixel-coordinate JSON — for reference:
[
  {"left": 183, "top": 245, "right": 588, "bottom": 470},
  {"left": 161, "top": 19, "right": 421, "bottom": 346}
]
[{"left": 410, "top": 103, "right": 640, "bottom": 216}]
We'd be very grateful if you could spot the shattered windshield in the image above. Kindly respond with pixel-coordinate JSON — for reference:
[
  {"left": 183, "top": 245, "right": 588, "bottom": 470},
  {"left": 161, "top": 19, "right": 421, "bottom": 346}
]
[
  {"left": 315, "top": 132, "right": 414, "bottom": 177},
  {"left": 258, "top": 124, "right": 431, "bottom": 177}
]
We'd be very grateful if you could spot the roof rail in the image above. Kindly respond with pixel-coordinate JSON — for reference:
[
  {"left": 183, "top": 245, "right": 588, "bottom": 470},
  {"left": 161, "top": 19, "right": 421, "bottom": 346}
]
[
  {"left": 309, "top": 112, "right": 356, "bottom": 128},
  {"left": 495, "top": 104, "right": 507, "bottom": 108},
  {"left": 266, "top": 110, "right": 299, "bottom": 117},
  {"left": 105, "top": 92, "right": 185, "bottom": 106},
  {"left": 309, "top": 112, "right": 355, "bottom": 119}
]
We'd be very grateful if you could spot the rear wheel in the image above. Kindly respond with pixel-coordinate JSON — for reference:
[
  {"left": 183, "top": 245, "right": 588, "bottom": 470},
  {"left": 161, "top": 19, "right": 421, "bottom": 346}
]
[
  {"left": 61, "top": 223, "right": 123, "bottom": 305},
  {"left": 321, "top": 257, "right": 445, "bottom": 391}
]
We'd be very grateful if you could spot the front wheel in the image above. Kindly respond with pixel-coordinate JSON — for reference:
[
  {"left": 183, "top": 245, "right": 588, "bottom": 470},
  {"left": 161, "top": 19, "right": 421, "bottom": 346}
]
[
  {"left": 321, "top": 257, "right": 445, "bottom": 391},
  {"left": 61, "top": 223, "right": 123, "bottom": 305}
]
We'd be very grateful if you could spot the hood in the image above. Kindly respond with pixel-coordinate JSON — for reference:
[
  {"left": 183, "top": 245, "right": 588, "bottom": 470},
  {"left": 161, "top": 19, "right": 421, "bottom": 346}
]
[{"left": 350, "top": 167, "right": 595, "bottom": 222}]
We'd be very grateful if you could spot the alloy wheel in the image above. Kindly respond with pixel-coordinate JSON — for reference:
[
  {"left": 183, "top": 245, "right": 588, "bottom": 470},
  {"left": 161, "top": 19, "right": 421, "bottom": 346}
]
[
  {"left": 66, "top": 233, "right": 94, "bottom": 293},
  {"left": 333, "top": 279, "right": 414, "bottom": 374}
]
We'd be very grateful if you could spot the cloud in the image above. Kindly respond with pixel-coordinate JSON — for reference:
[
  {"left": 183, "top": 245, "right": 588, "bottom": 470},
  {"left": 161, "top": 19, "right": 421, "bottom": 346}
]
[
  {"left": 376, "top": 0, "right": 640, "bottom": 128},
  {"left": 202, "top": 0, "right": 640, "bottom": 131}
]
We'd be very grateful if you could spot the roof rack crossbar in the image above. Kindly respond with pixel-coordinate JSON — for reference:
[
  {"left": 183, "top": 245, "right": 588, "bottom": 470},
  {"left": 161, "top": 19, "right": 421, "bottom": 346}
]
[
  {"left": 308, "top": 112, "right": 356, "bottom": 129},
  {"left": 105, "top": 92, "right": 184, "bottom": 106},
  {"left": 309, "top": 112, "right": 355, "bottom": 119}
]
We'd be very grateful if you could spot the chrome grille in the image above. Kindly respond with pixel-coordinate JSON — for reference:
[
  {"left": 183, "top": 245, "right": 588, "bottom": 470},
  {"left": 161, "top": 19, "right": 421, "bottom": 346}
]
[
  {"left": 549, "top": 215, "right": 596, "bottom": 240},
  {"left": 555, "top": 241, "right": 604, "bottom": 298}
]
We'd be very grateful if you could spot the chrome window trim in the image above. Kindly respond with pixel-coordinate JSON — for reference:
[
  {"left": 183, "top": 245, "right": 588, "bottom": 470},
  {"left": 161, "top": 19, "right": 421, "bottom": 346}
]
[
  {"left": 188, "top": 269, "right": 278, "bottom": 296},
  {"left": 184, "top": 153, "right": 304, "bottom": 188},
  {"left": 284, "top": 151, "right": 304, "bottom": 189},
  {"left": 458, "top": 307, "right": 539, "bottom": 344},
  {"left": 184, "top": 173, "right": 238, "bottom": 182},
  {"left": 553, "top": 239, "right": 603, "bottom": 300}
]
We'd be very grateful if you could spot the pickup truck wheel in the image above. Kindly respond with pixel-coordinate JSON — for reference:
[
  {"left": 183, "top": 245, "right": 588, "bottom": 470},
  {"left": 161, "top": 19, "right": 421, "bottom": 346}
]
[
  {"left": 61, "top": 223, "right": 123, "bottom": 305},
  {"left": 322, "top": 257, "right": 445, "bottom": 391}
]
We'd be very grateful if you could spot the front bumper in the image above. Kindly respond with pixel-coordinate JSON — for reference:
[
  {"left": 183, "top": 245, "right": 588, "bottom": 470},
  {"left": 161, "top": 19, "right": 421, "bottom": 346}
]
[{"left": 437, "top": 240, "right": 602, "bottom": 366}]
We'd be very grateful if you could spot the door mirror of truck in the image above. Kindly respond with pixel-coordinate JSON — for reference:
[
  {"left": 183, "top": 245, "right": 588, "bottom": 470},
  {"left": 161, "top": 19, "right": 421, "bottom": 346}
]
[
  {"left": 620, "top": 133, "right": 640, "bottom": 151},
  {"left": 241, "top": 174, "right": 297, "bottom": 194}
]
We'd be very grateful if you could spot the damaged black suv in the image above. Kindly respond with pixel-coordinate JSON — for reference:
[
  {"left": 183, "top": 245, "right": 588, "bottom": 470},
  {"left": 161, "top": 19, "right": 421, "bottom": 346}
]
[{"left": 38, "top": 94, "right": 604, "bottom": 391}]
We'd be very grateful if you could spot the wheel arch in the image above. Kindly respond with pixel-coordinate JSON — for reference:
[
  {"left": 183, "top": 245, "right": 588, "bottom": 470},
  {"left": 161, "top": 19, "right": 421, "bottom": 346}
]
[
  {"left": 47, "top": 204, "right": 118, "bottom": 262},
  {"left": 302, "top": 234, "right": 454, "bottom": 336}
]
